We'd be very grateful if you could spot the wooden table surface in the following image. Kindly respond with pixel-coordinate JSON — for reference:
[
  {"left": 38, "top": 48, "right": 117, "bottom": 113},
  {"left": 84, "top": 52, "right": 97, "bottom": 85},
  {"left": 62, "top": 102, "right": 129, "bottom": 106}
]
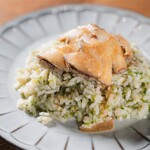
[
  {"left": 0, "top": 0, "right": 150, "bottom": 150},
  {"left": 0, "top": 0, "right": 150, "bottom": 25}
]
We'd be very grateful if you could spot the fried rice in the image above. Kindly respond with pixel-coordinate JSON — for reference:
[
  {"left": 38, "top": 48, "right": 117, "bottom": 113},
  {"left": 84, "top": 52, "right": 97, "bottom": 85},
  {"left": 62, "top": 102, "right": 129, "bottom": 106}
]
[{"left": 14, "top": 42, "right": 150, "bottom": 129}]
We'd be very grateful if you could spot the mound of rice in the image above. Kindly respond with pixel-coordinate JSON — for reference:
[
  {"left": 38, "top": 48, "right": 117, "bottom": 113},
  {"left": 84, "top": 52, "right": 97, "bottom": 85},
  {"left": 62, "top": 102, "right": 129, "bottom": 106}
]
[{"left": 15, "top": 43, "right": 150, "bottom": 128}]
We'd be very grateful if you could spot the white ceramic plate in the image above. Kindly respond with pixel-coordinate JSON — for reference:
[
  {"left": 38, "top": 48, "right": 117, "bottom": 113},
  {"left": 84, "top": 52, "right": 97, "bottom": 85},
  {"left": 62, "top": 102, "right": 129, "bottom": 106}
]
[{"left": 0, "top": 5, "right": 150, "bottom": 150}]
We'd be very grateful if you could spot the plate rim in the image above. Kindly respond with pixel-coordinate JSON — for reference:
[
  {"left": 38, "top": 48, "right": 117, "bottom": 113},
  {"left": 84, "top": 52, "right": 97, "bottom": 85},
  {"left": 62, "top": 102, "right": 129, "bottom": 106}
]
[{"left": 0, "top": 4, "right": 150, "bottom": 34}]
